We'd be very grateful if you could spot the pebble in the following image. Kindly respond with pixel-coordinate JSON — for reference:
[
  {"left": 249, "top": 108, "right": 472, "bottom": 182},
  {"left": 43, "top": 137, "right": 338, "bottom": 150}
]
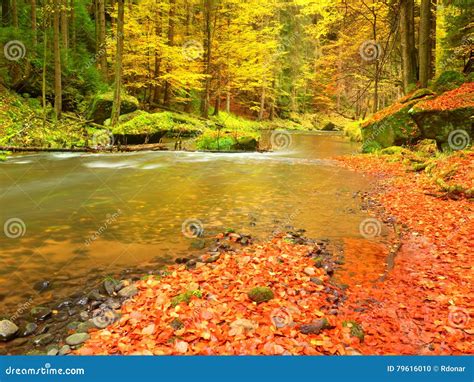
[
  {"left": 32, "top": 333, "right": 54, "bottom": 346},
  {"left": 65, "top": 333, "right": 89, "bottom": 346},
  {"left": 304, "top": 267, "right": 316, "bottom": 276},
  {"left": 118, "top": 285, "right": 138, "bottom": 298},
  {"left": 30, "top": 307, "right": 52, "bottom": 321},
  {"left": 0, "top": 320, "right": 19, "bottom": 341}
]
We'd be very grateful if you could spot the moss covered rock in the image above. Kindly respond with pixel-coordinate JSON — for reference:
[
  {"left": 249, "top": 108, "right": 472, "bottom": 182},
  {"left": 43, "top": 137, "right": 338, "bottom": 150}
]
[
  {"left": 433, "top": 71, "right": 467, "bottom": 93},
  {"left": 361, "top": 97, "right": 424, "bottom": 150},
  {"left": 86, "top": 92, "right": 139, "bottom": 124},
  {"left": 409, "top": 83, "right": 474, "bottom": 150},
  {"left": 247, "top": 287, "right": 274, "bottom": 303}
]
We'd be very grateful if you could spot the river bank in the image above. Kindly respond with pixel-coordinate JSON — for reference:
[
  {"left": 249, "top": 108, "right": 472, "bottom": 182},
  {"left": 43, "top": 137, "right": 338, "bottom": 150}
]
[
  {"left": 337, "top": 151, "right": 473, "bottom": 354},
  {"left": 73, "top": 150, "right": 472, "bottom": 356}
]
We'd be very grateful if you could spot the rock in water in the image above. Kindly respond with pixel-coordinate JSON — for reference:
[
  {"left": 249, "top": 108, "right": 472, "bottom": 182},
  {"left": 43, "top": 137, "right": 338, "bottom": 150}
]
[
  {"left": 0, "top": 320, "right": 19, "bottom": 341},
  {"left": 30, "top": 306, "right": 52, "bottom": 321},
  {"left": 65, "top": 333, "right": 90, "bottom": 346},
  {"left": 117, "top": 285, "right": 138, "bottom": 298}
]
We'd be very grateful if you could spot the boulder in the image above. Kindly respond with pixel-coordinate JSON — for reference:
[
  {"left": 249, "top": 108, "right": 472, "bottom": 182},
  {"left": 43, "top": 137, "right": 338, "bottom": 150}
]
[
  {"left": 409, "top": 83, "right": 474, "bottom": 150},
  {"left": 247, "top": 287, "right": 274, "bottom": 304},
  {"left": 321, "top": 122, "right": 339, "bottom": 131},
  {"left": 231, "top": 136, "right": 259, "bottom": 151},
  {"left": 86, "top": 92, "right": 139, "bottom": 124},
  {"left": 65, "top": 333, "right": 89, "bottom": 346},
  {"left": 0, "top": 319, "right": 19, "bottom": 341},
  {"left": 361, "top": 99, "right": 422, "bottom": 152}
]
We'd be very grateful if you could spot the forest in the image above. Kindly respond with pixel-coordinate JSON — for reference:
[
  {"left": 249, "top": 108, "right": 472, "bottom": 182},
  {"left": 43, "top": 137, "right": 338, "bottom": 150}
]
[{"left": 0, "top": 0, "right": 472, "bottom": 358}]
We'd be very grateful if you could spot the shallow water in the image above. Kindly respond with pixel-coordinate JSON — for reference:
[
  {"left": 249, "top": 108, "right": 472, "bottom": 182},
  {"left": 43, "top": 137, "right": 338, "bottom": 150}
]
[{"left": 0, "top": 132, "right": 386, "bottom": 321}]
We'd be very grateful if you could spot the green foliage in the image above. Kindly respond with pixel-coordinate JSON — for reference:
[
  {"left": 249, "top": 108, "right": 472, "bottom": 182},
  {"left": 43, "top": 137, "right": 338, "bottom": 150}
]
[
  {"left": 171, "top": 290, "right": 202, "bottom": 307},
  {"left": 362, "top": 140, "right": 382, "bottom": 153},
  {"left": 247, "top": 287, "right": 274, "bottom": 303},
  {"left": 433, "top": 71, "right": 466, "bottom": 93},
  {"left": 343, "top": 320, "right": 365, "bottom": 341},
  {"left": 344, "top": 122, "right": 362, "bottom": 142}
]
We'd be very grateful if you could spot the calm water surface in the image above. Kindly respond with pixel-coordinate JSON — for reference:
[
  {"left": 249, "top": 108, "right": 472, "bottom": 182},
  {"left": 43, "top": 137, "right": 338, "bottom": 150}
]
[{"left": 0, "top": 133, "right": 385, "bottom": 317}]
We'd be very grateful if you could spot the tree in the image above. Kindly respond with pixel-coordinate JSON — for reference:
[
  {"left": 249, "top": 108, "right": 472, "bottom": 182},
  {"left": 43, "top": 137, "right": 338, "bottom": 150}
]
[
  {"left": 98, "top": 0, "right": 107, "bottom": 77},
  {"left": 419, "top": 0, "right": 434, "bottom": 88},
  {"left": 53, "top": 0, "right": 62, "bottom": 119},
  {"left": 111, "top": 0, "right": 125, "bottom": 127},
  {"left": 400, "top": 0, "right": 417, "bottom": 92}
]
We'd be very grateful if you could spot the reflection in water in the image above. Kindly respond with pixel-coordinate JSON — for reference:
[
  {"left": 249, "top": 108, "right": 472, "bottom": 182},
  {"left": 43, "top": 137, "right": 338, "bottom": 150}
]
[{"left": 0, "top": 133, "right": 382, "bottom": 315}]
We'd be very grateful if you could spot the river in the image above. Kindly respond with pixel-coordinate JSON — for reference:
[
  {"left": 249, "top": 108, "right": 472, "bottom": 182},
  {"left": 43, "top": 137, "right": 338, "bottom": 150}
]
[{"left": 0, "top": 132, "right": 390, "bottom": 353}]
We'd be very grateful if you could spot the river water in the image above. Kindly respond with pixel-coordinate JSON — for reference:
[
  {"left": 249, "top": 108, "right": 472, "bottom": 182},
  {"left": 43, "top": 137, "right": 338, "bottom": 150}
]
[{"left": 0, "top": 132, "right": 388, "bottom": 326}]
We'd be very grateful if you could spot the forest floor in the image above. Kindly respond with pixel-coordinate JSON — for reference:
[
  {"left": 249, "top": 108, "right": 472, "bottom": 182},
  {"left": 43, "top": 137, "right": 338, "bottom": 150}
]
[{"left": 73, "top": 150, "right": 473, "bottom": 355}]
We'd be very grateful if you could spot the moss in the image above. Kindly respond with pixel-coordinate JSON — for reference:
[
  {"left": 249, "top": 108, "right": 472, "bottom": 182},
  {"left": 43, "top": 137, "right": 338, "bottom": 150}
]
[
  {"left": 171, "top": 290, "right": 202, "bottom": 307},
  {"left": 433, "top": 71, "right": 466, "bottom": 93},
  {"left": 247, "top": 287, "right": 274, "bottom": 303},
  {"left": 343, "top": 320, "right": 365, "bottom": 341},
  {"left": 362, "top": 140, "right": 382, "bottom": 153}
]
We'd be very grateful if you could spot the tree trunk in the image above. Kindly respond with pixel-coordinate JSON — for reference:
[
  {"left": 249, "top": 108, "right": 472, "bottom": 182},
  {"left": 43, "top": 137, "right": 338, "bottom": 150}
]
[
  {"left": 163, "top": 0, "right": 175, "bottom": 107},
  {"left": 53, "top": 0, "right": 62, "bottom": 119},
  {"left": 111, "top": 0, "right": 125, "bottom": 127},
  {"left": 200, "top": 0, "right": 212, "bottom": 119},
  {"left": 419, "top": 0, "right": 432, "bottom": 88},
  {"left": 61, "top": 0, "right": 68, "bottom": 51},
  {"left": 70, "top": 0, "right": 76, "bottom": 51},
  {"left": 258, "top": 86, "right": 265, "bottom": 121},
  {"left": 225, "top": 89, "right": 230, "bottom": 113},
  {"left": 11, "top": 0, "right": 17, "bottom": 27},
  {"left": 400, "top": 0, "right": 417, "bottom": 92},
  {"left": 1, "top": 0, "right": 9, "bottom": 26},
  {"left": 98, "top": 0, "right": 107, "bottom": 77},
  {"left": 31, "top": 0, "right": 37, "bottom": 47},
  {"left": 152, "top": 1, "right": 163, "bottom": 104}
]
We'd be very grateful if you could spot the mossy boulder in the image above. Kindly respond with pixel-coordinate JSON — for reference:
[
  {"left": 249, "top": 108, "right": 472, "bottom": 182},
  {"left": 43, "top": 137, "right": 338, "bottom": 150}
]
[
  {"left": 361, "top": 100, "right": 423, "bottom": 150},
  {"left": 409, "top": 83, "right": 474, "bottom": 150},
  {"left": 247, "top": 287, "right": 274, "bottom": 304},
  {"left": 171, "top": 290, "right": 202, "bottom": 307},
  {"left": 343, "top": 320, "right": 365, "bottom": 341},
  {"left": 414, "top": 139, "right": 438, "bottom": 155},
  {"left": 86, "top": 92, "right": 139, "bottom": 124},
  {"left": 232, "top": 136, "right": 259, "bottom": 151},
  {"left": 111, "top": 111, "right": 204, "bottom": 144},
  {"left": 196, "top": 129, "right": 260, "bottom": 151}
]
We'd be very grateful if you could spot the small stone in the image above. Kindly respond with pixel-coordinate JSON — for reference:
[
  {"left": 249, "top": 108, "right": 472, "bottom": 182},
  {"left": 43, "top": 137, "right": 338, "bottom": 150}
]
[
  {"left": 33, "top": 333, "right": 54, "bottom": 346},
  {"left": 79, "top": 311, "right": 89, "bottom": 321},
  {"left": 170, "top": 318, "right": 184, "bottom": 330},
  {"left": 65, "top": 333, "right": 89, "bottom": 346},
  {"left": 185, "top": 259, "right": 197, "bottom": 270},
  {"left": 47, "top": 347, "right": 59, "bottom": 356},
  {"left": 30, "top": 306, "right": 52, "bottom": 321},
  {"left": 304, "top": 267, "right": 316, "bottom": 276},
  {"left": 58, "top": 345, "right": 71, "bottom": 355},
  {"left": 310, "top": 277, "right": 324, "bottom": 285},
  {"left": 75, "top": 296, "right": 89, "bottom": 306},
  {"left": 299, "top": 318, "right": 331, "bottom": 335},
  {"left": 76, "top": 321, "right": 94, "bottom": 333},
  {"left": 66, "top": 321, "right": 81, "bottom": 331},
  {"left": 103, "top": 279, "right": 117, "bottom": 296},
  {"left": 247, "top": 287, "right": 274, "bottom": 304},
  {"left": 204, "top": 254, "right": 220, "bottom": 263},
  {"left": 0, "top": 319, "right": 19, "bottom": 341},
  {"left": 33, "top": 280, "right": 51, "bottom": 292},
  {"left": 19, "top": 322, "right": 37, "bottom": 337},
  {"left": 118, "top": 285, "right": 138, "bottom": 298},
  {"left": 324, "top": 265, "right": 334, "bottom": 276},
  {"left": 88, "top": 289, "right": 105, "bottom": 301}
]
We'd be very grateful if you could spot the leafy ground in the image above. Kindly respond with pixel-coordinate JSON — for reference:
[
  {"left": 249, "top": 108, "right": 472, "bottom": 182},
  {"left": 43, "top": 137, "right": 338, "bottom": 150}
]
[
  {"left": 337, "top": 151, "right": 473, "bottom": 354},
  {"left": 73, "top": 150, "right": 473, "bottom": 355}
]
